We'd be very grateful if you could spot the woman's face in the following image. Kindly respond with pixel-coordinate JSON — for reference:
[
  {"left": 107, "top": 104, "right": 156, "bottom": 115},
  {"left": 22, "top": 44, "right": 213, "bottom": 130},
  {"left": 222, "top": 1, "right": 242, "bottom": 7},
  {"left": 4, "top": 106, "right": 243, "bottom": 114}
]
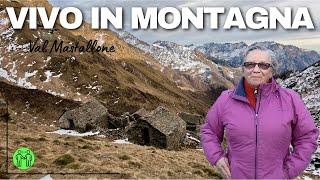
[{"left": 243, "top": 50, "right": 273, "bottom": 87}]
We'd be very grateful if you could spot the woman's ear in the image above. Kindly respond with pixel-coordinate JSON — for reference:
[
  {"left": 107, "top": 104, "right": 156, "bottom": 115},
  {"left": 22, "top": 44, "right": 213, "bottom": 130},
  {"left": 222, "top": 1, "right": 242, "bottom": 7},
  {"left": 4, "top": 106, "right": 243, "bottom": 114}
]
[{"left": 271, "top": 67, "right": 276, "bottom": 76}]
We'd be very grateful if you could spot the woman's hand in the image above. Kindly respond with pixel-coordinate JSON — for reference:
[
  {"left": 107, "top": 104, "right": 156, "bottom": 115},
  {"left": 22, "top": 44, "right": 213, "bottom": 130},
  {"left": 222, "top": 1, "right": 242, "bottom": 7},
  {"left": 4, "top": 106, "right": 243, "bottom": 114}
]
[{"left": 216, "top": 156, "right": 231, "bottom": 179}]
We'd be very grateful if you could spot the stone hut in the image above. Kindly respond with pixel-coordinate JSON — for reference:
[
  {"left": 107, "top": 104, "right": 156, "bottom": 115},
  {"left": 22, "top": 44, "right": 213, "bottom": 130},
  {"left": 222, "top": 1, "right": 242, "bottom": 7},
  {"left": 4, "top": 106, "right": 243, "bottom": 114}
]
[{"left": 127, "top": 106, "right": 186, "bottom": 150}]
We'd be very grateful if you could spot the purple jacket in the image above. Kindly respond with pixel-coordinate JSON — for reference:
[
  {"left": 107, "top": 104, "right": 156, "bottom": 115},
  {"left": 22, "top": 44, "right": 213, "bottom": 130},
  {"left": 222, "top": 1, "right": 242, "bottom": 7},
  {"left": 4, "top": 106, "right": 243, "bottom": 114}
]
[{"left": 201, "top": 77, "right": 319, "bottom": 179}]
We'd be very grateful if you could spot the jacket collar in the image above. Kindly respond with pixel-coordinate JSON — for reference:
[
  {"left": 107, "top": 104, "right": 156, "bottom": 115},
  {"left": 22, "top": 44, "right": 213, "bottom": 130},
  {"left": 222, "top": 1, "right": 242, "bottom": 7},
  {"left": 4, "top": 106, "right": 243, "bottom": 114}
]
[{"left": 232, "top": 76, "right": 280, "bottom": 102}]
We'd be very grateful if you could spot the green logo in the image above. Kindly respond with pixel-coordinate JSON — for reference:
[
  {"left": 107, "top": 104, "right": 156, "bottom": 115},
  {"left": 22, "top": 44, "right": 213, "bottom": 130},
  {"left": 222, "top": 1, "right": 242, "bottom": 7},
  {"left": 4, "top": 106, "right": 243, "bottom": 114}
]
[{"left": 13, "top": 147, "right": 36, "bottom": 170}]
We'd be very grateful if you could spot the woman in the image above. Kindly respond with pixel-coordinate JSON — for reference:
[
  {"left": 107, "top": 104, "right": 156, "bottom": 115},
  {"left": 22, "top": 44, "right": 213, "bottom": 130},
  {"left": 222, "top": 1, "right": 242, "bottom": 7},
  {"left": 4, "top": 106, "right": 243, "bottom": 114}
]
[{"left": 201, "top": 45, "right": 319, "bottom": 179}]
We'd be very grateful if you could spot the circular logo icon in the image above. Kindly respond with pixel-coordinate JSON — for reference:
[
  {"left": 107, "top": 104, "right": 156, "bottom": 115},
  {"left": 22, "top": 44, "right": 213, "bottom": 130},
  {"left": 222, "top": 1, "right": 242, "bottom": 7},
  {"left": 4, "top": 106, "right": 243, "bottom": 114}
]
[{"left": 13, "top": 147, "right": 36, "bottom": 170}]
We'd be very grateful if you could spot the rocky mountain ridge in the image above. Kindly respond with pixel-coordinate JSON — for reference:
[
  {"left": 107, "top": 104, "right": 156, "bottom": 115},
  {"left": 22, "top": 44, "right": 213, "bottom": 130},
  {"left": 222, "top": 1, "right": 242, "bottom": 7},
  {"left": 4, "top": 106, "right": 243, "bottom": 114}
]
[
  {"left": 117, "top": 31, "right": 242, "bottom": 93},
  {"left": 196, "top": 41, "right": 320, "bottom": 75}
]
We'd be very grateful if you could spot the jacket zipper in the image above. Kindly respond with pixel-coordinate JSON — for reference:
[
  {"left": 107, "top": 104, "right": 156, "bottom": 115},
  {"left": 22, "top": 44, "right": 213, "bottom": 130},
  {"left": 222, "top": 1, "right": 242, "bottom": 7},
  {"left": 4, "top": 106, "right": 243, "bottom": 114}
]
[{"left": 253, "top": 88, "right": 262, "bottom": 179}]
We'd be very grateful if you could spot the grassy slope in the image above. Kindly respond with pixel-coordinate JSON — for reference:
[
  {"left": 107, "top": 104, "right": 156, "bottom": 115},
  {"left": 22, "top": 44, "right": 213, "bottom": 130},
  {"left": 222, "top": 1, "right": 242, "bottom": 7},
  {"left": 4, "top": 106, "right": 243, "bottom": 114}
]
[{"left": 0, "top": 120, "right": 222, "bottom": 179}]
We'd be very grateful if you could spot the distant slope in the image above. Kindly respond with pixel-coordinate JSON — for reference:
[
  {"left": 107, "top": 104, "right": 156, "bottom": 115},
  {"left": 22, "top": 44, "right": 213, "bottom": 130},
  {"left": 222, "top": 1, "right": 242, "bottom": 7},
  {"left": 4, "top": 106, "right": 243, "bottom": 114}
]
[{"left": 117, "top": 31, "right": 242, "bottom": 92}]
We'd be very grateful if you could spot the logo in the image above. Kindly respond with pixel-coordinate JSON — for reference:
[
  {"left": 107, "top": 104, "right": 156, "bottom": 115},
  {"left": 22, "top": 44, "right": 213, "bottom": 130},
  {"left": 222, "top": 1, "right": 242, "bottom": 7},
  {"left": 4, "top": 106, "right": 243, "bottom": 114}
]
[{"left": 12, "top": 147, "right": 36, "bottom": 170}]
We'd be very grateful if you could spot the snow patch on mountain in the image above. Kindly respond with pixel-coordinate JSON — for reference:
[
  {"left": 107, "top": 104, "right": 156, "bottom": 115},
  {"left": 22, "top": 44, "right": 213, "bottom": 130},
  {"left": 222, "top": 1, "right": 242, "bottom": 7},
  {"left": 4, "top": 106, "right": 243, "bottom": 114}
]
[
  {"left": 44, "top": 70, "right": 63, "bottom": 83},
  {"left": 279, "top": 61, "right": 320, "bottom": 121},
  {"left": 118, "top": 31, "right": 217, "bottom": 83},
  {"left": 0, "top": 58, "right": 37, "bottom": 89}
]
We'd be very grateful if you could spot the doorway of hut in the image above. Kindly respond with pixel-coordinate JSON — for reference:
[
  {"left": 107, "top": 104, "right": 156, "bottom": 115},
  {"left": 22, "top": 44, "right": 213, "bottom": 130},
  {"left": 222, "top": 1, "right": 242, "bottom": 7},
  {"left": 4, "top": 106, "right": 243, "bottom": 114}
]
[{"left": 142, "top": 127, "right": 150, "bottom": 145}]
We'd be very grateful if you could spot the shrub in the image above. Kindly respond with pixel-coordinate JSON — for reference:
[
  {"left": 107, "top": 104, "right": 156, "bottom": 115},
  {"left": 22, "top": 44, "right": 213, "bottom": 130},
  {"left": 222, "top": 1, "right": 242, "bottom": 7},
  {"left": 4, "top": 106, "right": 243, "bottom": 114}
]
[
  {"left": 118, "top": 154, "right": 131, "bottom": 160},
  {"left": 53, "top": 154, "right": 75, "bottom": 166}
]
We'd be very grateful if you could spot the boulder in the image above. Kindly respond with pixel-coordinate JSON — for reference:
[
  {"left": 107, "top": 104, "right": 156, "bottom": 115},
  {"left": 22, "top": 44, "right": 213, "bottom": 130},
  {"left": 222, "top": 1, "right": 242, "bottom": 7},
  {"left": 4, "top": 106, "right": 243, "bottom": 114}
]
[
  {"left": 178, "top": 112, "right": 204, "bottom": 126},
  {"left": 130, "top": 108, "right": 148, "bottom": 122},
  {"left": 59, "top": 99, "right": 109, "bottom": 133},
  {"left": 178, "top": 112, "right": 204, "bottom": 139},
  {"left": 107, "top": 112, "right": 129, "bottom": 129}
]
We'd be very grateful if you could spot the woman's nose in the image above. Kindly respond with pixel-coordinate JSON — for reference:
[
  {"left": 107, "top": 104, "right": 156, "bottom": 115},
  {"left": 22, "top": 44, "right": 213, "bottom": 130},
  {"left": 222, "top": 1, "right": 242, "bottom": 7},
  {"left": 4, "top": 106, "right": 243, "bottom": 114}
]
[{"left": 253, "top": 64, "right": 261, "bottom": 72}]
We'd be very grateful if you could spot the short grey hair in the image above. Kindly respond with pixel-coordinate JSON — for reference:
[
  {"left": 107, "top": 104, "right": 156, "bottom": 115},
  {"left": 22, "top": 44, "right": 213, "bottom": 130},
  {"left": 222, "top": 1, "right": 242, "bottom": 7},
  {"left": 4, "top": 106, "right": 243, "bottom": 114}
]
[{"left": 243, "top": 45, "right": 278, "bottom": 75}]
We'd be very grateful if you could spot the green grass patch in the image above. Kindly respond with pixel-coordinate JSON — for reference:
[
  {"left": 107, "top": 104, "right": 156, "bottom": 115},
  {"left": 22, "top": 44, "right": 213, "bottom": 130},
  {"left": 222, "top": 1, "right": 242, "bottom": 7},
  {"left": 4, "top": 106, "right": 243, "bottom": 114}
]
[{"left": 53, "top": 154, "right": 75, "bottom": 166}]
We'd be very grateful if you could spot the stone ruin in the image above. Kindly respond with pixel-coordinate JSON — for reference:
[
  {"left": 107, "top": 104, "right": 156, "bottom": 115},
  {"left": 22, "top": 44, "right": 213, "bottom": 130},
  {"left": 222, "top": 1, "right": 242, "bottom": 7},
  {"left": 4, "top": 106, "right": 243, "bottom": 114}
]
[
  {"left": 127, "top": 106, "right": 186, "bottom": 150},
  {"left": 58, "top": 99, "right": 204, "bottom": 150},
  {"left": 59, "top": 99, "right": 129, "bottom": 136}
]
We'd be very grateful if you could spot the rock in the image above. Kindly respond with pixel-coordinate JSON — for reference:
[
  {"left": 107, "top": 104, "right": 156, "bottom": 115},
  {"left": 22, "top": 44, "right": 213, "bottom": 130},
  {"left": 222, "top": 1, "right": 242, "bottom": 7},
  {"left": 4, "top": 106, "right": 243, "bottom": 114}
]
[
  {"left": 127, "top": 106, "right": 186, "bottom": 150},
  {"left": 178, "top": 112, "right": 204, "bottom": 125},
  {"left": 0, "top": 98, "right": 8, "bottom": 122},
  {"left": 184, "top": 132, "right": 201, "bottom": 149},
  {"left": 130, "top": 108, "right": 148, "bottom": 122},
  {"left": 107, "top": 113, "right": 129, "bottom": 129},
  {"left": 59, "top": 99, "right": 109, "bottom": 133},
  {"left": 178, "top": 112, "right": 204, "bottom": 132},
  {"left": 178, "top": 112, "right": 203, "bottom": 141}
]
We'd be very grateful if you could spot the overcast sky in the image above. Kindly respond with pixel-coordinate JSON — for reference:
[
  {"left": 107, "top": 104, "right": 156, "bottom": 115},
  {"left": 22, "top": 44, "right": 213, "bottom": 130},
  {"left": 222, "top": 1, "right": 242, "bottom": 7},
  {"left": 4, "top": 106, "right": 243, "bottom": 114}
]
[{"left": 49, "top": 0, "right": 320, "bottom": 52}]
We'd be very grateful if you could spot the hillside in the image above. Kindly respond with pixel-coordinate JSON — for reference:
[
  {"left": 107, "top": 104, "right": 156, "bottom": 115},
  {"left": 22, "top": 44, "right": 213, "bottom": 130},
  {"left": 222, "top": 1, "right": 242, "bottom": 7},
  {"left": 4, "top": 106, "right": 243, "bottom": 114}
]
[
  {"left": 118, "top": 31, "right": 242, "bottom": 92},
  {"left": 278, "top": 61, "right": 320, "bottom": 177},
  {"left": 0, "top": 1, "right": 318, "bottom": 179},
  {"left": 0, "top": 0, "right": 217, "bottom": 118}
]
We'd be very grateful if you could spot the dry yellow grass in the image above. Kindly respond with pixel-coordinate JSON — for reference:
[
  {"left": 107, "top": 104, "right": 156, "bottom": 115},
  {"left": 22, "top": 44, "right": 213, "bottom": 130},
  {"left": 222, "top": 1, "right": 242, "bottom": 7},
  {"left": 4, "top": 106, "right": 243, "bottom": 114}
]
[{"left": 0, "top": 117, "right": 222, "bottom": 179}]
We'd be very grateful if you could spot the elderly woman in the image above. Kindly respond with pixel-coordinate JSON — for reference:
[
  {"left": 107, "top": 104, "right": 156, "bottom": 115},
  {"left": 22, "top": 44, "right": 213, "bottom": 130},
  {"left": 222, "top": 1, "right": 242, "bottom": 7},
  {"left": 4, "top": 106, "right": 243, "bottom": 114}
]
[{"left": 201, "top": 45, "right": 319, "bottom": 179}]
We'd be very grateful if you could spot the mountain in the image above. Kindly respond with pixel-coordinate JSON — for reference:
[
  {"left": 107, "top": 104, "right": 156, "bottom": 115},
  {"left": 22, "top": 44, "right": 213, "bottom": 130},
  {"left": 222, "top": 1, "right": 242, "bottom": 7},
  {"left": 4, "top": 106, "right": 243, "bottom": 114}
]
[
  {"left": 278, "top": 61, "right": 320, "bottom": 177},
  {"left": 196, "top": 42, "right": 247, "bottom": 67},
  {"left": 0, "top": 1, "right": 233, "bottom": 178},
  {"left": 0, "top": 1, "right": 229, "bottom": 178},
  {"left": 0, "top": 1, "right": 319, "bottom": 179},
  {"left": 0, "top": 0, "right": 217, "bottom": 119},
  {"left": 278, "top": 61, "right": 320, "bottom": 125},
  {"left": 117, "top": 31, "right": 242, "bottom": 92},
  {"left": 196, "top": 41, "right": 320, "bottom": 75}
]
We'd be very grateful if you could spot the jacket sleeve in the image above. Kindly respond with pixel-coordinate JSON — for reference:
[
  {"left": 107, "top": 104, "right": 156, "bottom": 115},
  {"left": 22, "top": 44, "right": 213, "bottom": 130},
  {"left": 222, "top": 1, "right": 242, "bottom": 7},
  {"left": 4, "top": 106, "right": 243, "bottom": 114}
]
[
  {"left": 200, "top": 91, "right": 227, "bottom": 166},
  {"left": 284, "top": 91, "right": 319, "bottom": 179}
]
